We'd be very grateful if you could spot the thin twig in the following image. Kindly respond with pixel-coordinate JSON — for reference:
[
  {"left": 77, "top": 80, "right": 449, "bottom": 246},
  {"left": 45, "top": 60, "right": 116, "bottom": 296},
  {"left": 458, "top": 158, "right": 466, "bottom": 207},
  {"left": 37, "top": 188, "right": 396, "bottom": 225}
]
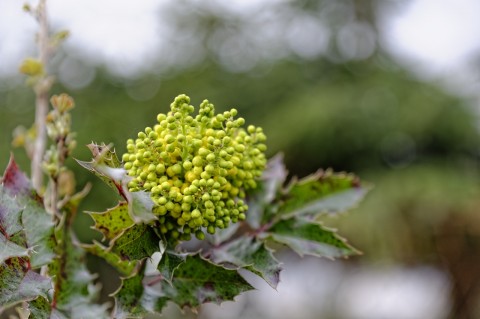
[{"left": 31, "top": 0, "right": 51, "bottom": 192}]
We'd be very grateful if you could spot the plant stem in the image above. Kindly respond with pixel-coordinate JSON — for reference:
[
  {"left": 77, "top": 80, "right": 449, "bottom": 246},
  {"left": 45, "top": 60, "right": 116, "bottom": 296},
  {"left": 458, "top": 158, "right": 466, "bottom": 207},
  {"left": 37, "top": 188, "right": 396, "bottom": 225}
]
[{"left": 31, "top": 0, "right": 50, "bottom": 192}]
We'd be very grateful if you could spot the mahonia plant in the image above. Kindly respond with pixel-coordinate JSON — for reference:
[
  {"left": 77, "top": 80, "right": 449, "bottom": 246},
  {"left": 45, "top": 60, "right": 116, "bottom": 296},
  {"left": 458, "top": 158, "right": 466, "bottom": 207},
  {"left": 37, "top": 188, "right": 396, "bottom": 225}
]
[
  {"left": 122, "top": 94, "right": 267, "bottom": 240},
  {"left": 1, "top": 2, "right": 368, "bottom": 318},
  {"left": 1, "top": 95, "right": 370, "bottom": 319}
]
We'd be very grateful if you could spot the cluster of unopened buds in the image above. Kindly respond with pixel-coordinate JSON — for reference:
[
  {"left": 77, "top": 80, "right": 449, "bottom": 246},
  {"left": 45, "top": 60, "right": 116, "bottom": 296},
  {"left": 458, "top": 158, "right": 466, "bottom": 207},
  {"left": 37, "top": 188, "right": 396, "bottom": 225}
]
[
  {"left": 43, "top": 94, "right": 76, "bottom": 177},
  {"left": 122, "top": 94, "right": 267, "bottom": 240}
]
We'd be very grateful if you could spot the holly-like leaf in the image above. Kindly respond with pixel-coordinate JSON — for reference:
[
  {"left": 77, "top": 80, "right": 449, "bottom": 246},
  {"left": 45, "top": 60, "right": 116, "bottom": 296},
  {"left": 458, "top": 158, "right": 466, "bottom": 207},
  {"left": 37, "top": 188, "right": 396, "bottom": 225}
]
[
  {"left": 21, "top": 199, "right": 55, "bottom": 268},
  {"left": 113, "top": 254, "right": 254, "bottom": 316},
  {"left": 0, "top": 187, "right": 29, "bottom": 263},
  {"left": 0, "top": 187, "right": 24, "bottom": 239},
  {"left": 268, "top": 218, "right": 359, "bottom": 258},
  {"left": 210, "top": 236, "right": 282, "bottom": 288},
  {"left": 0, "top": 234, "right": 30, "bottom": 262},
  {"left": 83, "top": 241, "right": 136, "bottom": 276},
  {"left": 277, "top": 169, "right": 369, "bottom": 219},
  {"left": 247, "top": 154, "right": 288, "bottom": 228},
  {"left": 157, "top": 250, "right": 188, "bottom": 284},
  {"left": 86, "top": 142, "right": 122, "bottom": 168},
  {"left": 78, "top": 144, "right": 157, "bottom": 223},
  {"left": 0, "top": 257, "right": 51, "bottom": 310},
  {"left": 112, "top": 264, "right": 148, "bottom": 319},
  {"left": 1, "top": 154, "right": 33, "bottom": 197},
  {"left": 88, "top": 202, "right": 134, "bottom": 242},
  {"left": 153, "top": 254, "right": 254, "bottom": 311},
  {"left": 76, "top": 143, "right": 125, "bottom": 199},
  {"left": 76, "top": 160, "right": 126, "bottom": 199},
  {"left": 110, "top": 224, "right": 161, "bottom": 262},
  {"left": 0, "top": 157, "right": 55, "bottom": 313},
  {"left": 0, "top": 156, "right": 55, "bottom": 268}
]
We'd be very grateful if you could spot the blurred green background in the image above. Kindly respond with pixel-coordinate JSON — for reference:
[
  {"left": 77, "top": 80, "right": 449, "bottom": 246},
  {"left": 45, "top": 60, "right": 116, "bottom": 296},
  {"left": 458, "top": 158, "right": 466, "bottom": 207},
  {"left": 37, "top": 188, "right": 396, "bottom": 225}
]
[{"left": 1, "top": 0, "right": 480, "bottom": 318}]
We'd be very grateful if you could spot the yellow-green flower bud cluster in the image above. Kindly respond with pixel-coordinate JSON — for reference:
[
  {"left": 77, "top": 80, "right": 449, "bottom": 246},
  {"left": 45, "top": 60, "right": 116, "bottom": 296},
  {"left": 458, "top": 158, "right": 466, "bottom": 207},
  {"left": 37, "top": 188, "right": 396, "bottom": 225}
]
[{"left": 122, "top": 94, "right": 267, "bottom": 240}]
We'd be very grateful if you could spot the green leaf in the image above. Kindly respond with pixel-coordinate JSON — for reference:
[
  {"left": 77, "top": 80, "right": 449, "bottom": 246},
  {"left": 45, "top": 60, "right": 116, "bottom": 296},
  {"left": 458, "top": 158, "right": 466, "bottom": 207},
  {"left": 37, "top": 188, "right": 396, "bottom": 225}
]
[
  {"left": 0, "top": 187, "right": 25, "bottom": 240},
  {"left": 0, "top": 257, "right": 51, "bottom": 309},
  {"left": 247, "top": 153, "right": 288, "bottom": 228},
  {"left": 0, "top": 187, "right": 30, "bottom": 263},
  {"left": 153, "top": 254, "right": 254, "bottom": 311},
  {"left": 0, "top": 157, "right": 54, "bottom": 312},
  {"left": 28, "top": 296, "right": 51, "bottom": 319},
  {"left": 88, "top": 202, "right": 134, "bottom": 241},
  {"left": 113, "top": 254, "right": 254, "bottom": 316},
  {"left": 277, "top": 169, "right": 369, "bottom": 219},
  {"left": 21, "top": 199, "right": 55, "bottom": 268},
  {"left": 267, "top": 218, "right": 359, "bottom": 258},
  {"left": 157, "top": 251, "right": 187, "bottom": 284},
  {"left": 111, "top": 224, "right": 161, "bottom": 262},
  {"left": 0, "top": 156, "right": 55, "bottom": 268},
  {"left": 83, "top": 241, "right": 136, "bottom": 276},
  {"left": 211, "top": 236, "right": 282, "bottom": 288},
  {"left": 0, "top": 234, "right": 30, "bottom": 262},
  {"left": 78, "top": 144, "right": 157, "bottom": 223},
  {"left": 112, "top": 264, "right": 148, "bottom": 319},
  {"left": 76, "top": 160, "right": 127, "bottom": 199},
  {"left": 1, "top": 154, "right": 34, "bottom": 198},
  {"left": 76, "top": 143, "right": 125, "bottom": 199}
]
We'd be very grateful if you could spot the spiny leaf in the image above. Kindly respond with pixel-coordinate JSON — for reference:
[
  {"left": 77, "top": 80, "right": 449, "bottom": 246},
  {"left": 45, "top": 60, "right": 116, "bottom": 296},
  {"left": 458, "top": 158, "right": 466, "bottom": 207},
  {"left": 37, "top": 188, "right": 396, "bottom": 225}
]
[
  {"left": 113, "top": 254, "right": 254, "bottom": 315},
  {"left": 76, "top": 143, "right": 124, "bottom": 198},
  {"left": 86, "top": 142, "right": 122, "bottom": 168},
  {"left": 0, "top": 234, "right": 30, "bottom": 262},
  {"left": 0, "top": 157, "right": 54, "bottom": 312},
  {"left": 157, "top": 250, "right": 188, "bottom": 284},
  {"left": 0, "top": 186, "right": 24, "bottom": 240},
  {"left": 83, "top": 241, "right": 136, "bottom": 276},
  {"left": 112, "top": 263, "right": 148, "bottom": 319},
  {"left": 75, "top": 160, "right": 126, "bottom": 199},
  {"left": 21, "top": 199, "right": 55, "bottom": 268},
  {"left": 155, "top": 254, "right": 255, "bottom": 310},
  {"left": 0, "top": 257, "right": 51, "bottom": 309},
  {"left": 78, "top": 144, "right": 157, "bottom": 223},
  {"left": 0, "top": 157, "right": 55, "bottom": 268},
  {"left": 277, "top": 169, "right": 369, "bottom": 219},
  {"left": 1, "top": 154, "right": 33, "bottom": 197},
  {"left": 153, "top": 254, "right": 254, "bottom": 312},
  {"left": 88, "top": 202, "right": 134, "bottom": 242},
  {"left": 247, "top": 154, "right": 288, "bottom": 228},
  {"left": 110, "top": 224, "right": 161, "bottom": 262},
  {"left": 211, "top": 236, "right": 282, "bottom": 288},
  {"left": 267, "top": 217, "right": 359, "bottom": 259}
]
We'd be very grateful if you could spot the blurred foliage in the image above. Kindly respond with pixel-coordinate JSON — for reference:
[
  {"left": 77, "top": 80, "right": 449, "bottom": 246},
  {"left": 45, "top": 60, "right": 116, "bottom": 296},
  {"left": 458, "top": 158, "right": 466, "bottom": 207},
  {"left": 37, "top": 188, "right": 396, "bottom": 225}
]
[{"left": 1, "top": 0, "right": 480, "bottom": 316}]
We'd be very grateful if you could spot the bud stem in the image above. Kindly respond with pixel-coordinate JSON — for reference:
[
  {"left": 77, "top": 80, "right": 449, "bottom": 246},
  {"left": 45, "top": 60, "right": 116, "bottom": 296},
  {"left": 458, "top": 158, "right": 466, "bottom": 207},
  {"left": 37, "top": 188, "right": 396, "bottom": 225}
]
[{"left": 31, "top": 0, "right": 51, "bottom": 192}]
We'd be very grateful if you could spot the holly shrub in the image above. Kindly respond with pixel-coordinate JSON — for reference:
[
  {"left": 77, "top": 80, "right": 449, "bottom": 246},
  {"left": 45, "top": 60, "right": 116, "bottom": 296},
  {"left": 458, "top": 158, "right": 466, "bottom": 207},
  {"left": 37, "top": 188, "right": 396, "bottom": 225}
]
[{"left": 0, "top": 1, "right": 369, "bottom": 318}]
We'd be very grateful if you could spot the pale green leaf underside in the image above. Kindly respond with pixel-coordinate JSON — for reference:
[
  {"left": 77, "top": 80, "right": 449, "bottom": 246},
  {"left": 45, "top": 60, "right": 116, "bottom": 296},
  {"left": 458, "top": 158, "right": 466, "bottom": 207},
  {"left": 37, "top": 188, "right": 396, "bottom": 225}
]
[
  {"left": 157, "top": 251, "right": 188, "bottom": 284},
  {"left": 0, "top": 234, "right": 30, "bottom": 263},
  {"left": 211, "top": 236, "right": 281, "bottom": 288}
]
